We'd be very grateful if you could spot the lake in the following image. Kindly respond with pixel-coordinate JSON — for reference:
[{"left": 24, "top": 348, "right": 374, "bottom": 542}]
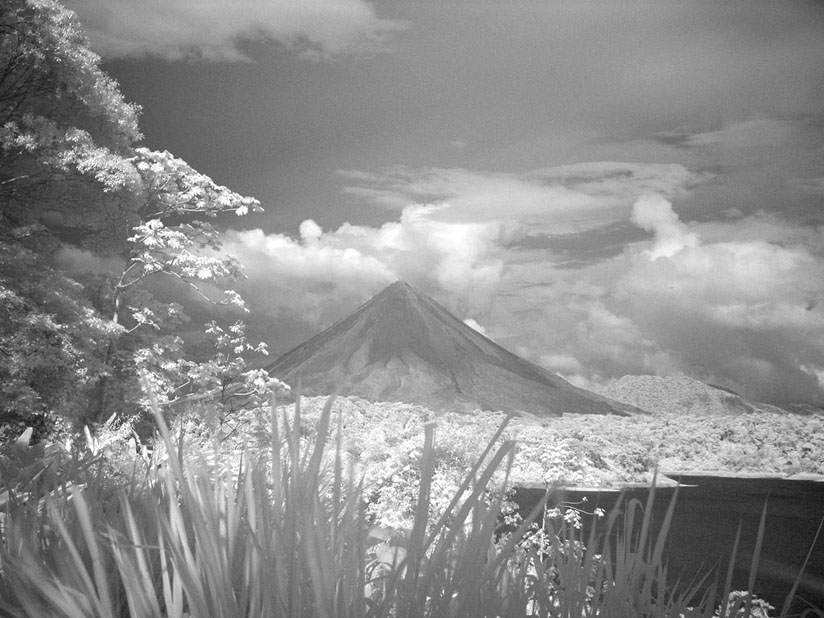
[{"left": 513, "top": 474, "right": 824, "bottom": 614}]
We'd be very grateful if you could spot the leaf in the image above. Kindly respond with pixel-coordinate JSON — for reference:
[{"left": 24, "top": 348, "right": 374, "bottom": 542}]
[{"left": 15, "top": 427, "right": 34, "bottom": 447}]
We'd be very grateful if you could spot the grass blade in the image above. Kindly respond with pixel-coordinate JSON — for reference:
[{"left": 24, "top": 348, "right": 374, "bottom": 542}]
[{"left": 780, "top": 515, "right": 824, "bottom": 618}]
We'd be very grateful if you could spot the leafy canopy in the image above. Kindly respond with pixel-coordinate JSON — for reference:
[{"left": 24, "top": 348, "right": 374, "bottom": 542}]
[{"left": 1, "top": 0, "right": 274, "bottom": 434}]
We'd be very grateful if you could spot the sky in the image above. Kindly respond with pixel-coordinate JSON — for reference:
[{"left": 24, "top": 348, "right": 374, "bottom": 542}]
[{"left": 64, "top": 0, "right": 824, "bottom": 405}]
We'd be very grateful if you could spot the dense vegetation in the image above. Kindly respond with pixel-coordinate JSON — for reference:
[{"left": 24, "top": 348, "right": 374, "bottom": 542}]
[
  {"left": 2, "top": 398, "right": 818, "bottom": 618},
  {"left": 164, "top": 396, "right": 824, "bottom": 531}
]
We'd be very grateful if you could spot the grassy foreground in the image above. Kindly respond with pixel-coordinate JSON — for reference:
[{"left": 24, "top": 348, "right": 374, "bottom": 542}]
[{"left": 0, "top": 397, "right": 821, "bottom": 618}]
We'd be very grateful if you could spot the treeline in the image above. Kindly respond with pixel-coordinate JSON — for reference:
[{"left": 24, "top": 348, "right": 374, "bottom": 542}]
[{"left": 0, "top": 0, "right": 277, "bottom": 442}]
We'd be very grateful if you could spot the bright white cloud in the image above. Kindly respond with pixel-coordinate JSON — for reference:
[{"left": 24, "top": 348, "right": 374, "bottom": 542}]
[
  {"left": 614, "top": 232, "right": 824, "bottom": 403},
  {"left": 299, "top": 219, "right": 324, "bottom": 244},
  {"left": 631, "top": 194, "right": 699, "bottom": 259},
  {"left": 65, "top": 0, "right": 404, "bottom": 60},
  {"left": 222, "top": 202, "right": 509, "bottom": 328},
  {"left": 221, "top": 227, "right": 393, "bottom": 328},
  {"left": 511, "top": 201, "right": 824, "bottom": 405}
]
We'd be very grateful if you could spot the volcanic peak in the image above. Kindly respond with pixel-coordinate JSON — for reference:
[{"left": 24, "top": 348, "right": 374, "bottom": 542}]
[{"left": 268, "top": 281, "right": 639, "bottom": 417}]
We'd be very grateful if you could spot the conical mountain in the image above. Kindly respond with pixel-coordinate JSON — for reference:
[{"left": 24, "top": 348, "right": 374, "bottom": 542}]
[{"left": 267, "top": 281, "right": 638, "bottom": 416}]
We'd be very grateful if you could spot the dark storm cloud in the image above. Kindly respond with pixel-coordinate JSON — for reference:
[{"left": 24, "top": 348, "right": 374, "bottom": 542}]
[{"left": 512, "top": 224, "right": 649, "bottom": 270}]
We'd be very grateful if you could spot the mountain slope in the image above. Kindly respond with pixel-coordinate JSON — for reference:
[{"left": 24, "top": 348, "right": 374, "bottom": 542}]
[
  {"left": 598, "top": 375, "right": 790, "bottom": 415},
  {"left": 267, "top": 281, "right": 638, "bottom": 416}
]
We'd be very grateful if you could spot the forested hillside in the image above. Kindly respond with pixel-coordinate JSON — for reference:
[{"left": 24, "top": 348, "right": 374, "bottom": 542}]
[{"left": 0, "top": 0, "right": 278, "bottom": 443}]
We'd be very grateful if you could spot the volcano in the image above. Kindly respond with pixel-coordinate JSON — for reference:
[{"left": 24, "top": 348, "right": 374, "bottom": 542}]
[{"left": 267, "top": 281, "right": 638, "bottom": 416}]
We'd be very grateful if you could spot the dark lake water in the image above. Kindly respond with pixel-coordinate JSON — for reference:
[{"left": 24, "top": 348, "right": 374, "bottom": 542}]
[{"left": 513, "top": 475, "right": 824, "bottom": 614}]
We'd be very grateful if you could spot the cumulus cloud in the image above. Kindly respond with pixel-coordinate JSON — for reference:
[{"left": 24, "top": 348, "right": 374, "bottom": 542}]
[
  {"left": 299, "top": 219, "right": 324, "bottom": 244},
  {"left": 617, "top": 235, "right": 824, "bottom": 404},
  {"left": 222, "top": 203, "right": 509, "bottom": 332},
  {"left": 231, "top": 161, "right": 701, "bottom": 334},
  {"left": 65, "top": 0, "right": 404, "bottom": 60},
  {"left": 631, "top": 195, "right": 699, "bottom": 259},
  {"left": 512, "top": 200, "right": 824, "bottom": 405}
]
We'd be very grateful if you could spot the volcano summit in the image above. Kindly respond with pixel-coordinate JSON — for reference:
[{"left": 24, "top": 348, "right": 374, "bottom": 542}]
[{"left": 267, "top": 281, "right": 637, "bottom": 417}]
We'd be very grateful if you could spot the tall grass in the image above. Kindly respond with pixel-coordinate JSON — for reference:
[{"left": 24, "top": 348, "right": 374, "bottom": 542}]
[{"left": 0, "top": 394, "right": 821, "bottom": 618}]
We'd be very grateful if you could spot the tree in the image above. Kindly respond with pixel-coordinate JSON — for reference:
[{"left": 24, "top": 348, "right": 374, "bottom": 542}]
[
  {"left": 0, "top": 0, "right": 274, "bottom": 434},
  {"left": 1, "top": 0, "right": 142, "bottom": 232},
  {"left": 137, "top": 320, "right": 285, "bottom": 426},
  {"left": 116, "top": 147, "right": 259, "bottom": 320},
  {"left": 0, "top": 240, "right": 114, "bottom": 442},
  {"left": 92, "top": 148, "right": 264, "bottom": 422}
]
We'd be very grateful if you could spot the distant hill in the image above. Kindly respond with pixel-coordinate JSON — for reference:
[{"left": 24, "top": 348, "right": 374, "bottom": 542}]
[
  {"left": 598, "top": 375, "right": 801, "bottom": 415},
  {"left": 267, "top": 281, "right": 639, "bottom": 417}
]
